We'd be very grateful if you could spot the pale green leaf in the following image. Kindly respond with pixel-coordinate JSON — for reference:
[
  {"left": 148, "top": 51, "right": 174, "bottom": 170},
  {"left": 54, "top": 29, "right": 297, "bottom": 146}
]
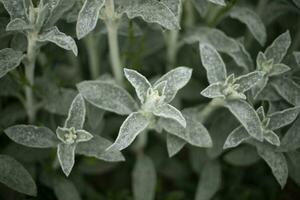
[
  {"left": 280, "top": 116, "right": 300, "bottom": 152},
  {"left": 76, "top": 0, "right": 105, "bottom": 39},
  {"left": 166, "top": 134, "right": 186, "bottom": 157},
  {"left": 54, "top": 177, "right": 81, "bottom": 200},
  {"left": 268, "top": 107, "right": 300, "bottom": 130},
  {"left": 107, "top": 112, "right": 149, "bottom": 151},
  {"left": 38, "top": 26, "right": 78, "bottom": 56},
  {"left": 0, "top": 48, "right": 24, "bottom": 78},
  {"left": 57, "top": 143, "right": 76, "bottom": 177},
  {"left": 1, "top": 0, "right": 27, "bottom": 20},
  {"left": 223, "top": 126, "right": 250, "bottom": 149},
  {"left": 77, "top": 80, "right": 138, "bottom": 115},
  {"left": 132, "top": 154, "right": 156, "bottom": 200},
  {"left": 263, "top": 130, "right": 280, "bottom": 146},
  {"left": 224, "top": 145, "right": 259, "bottom": 166},
  {"left": 208, "top": 0, "right": 226, "bottom": 6},
  {"left": 0, "top": 155, "right": 37, "bottom": 196},
  {"left": 200, "top": 43, "right": 227, "bottom": 84},
  {"left": 200, "top": 83, "right": 224, "bottom": 99},
  {"left": 5, "top": 125, "right": 59, "bottom": 148},
  {"left": 272, "top": 78, "right": 300, "bottom": 106},
  {"left": 153, "top": 104, "right": 186, "bottom": 127},
  {"left": 269, "top": 63, "right": 291, "bottom": 76},
  {"left": 6, "top": 18, "right": 33, "bottom": 31},
  {"left": 65, "top": 94, "right": 86, "bottom": 130},
  {"left": 124, "top": 68, "right": 151, "bottom": 104},
  {"left": 235, "top": 71, "right": 265, "bottom": 93}
]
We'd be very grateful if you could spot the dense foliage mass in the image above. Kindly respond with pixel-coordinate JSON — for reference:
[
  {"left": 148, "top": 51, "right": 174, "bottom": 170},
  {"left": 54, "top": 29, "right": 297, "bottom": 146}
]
[{"left": 0, "top": 0, "right": 300, "bottom": 199}]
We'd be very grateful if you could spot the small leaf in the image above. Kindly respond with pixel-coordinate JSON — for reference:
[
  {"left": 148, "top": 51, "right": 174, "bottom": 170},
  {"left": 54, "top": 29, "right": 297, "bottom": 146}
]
[
  {"left": 1, "top": 0, "right": 27, "bottom": 20},
  {"left": 207, "top": 0, "right": 226, "bottom": 6},
  {"left": 268, "top": 107, "right": 300, "bottom": 130},
  {"left": 280, "top": 116, "right": 300, "bottom": 152},
  {"left": 154, "top": 67, "right": 192, "bottom": 103},
  {"left": 153, "top": 104, "right": 186, "bottom": 127},
  {"left": 269, "top": 63, "right": 290, "bottom": 76},
  {"left": 132, "top": 154, "right": 156, "bottom": 200},
  {"left": 124, "top": 68, "right": 151, "bottom": 104},
  {"left": 76, "top": 0, "right": 105, "bottom": 39},
  {"left": 76, "top": 135, "right": 125, "bottom": 162},
  {"left": 256, "top": 106, "right": 265, "bottom": 121},
  {"left": 200, "top": 83, "right": 224, "bottom": 99},
  {"left": 264, "top": 130, "right": 280, "bottom": 146},
  {"left": 229, "top": 7, "right": 266, "bottom": 45},
  {"left": 65, "top": 94, "right": 86, "bottom": 130},
  {"left": 235, "top": 71, "right": 265, "bottom": 93},
  {"left": 257, "top": 144, "right": 288, "bottom": 188},
  {"left": 53, "top": 177, "right": 81, "bottom": 200},
  {"left": 77, "top": 80, "right": 138, "bottom": 115},
  {"left": 57, "top": 143, "right": 76, "bottom": 177},
  {"left": 0, "top": 155, "right": 37, "bottom": 196},
  {"left": 223, "top": 126, "right": 250, "bottom": 149},
  {"left": 107, "top": 112, "right": 149, "bottom": 151},
  {"left": 226, "top": 99, "right": 263, "bottom": 141},
  {"left": 200, "top": 43, "right": 227, "bottom": 84},
  {"left": 5, "top": 125, "right": 58, "bottom": 148},
  {"left": 38, "top": 26, "right": 78, "bottom": 56},
  {"left": 224, "top": 145, "right": 259, "bottom": 166},
  {"left": 264, "top": 31, "right": 291, "bottom": 63},
  {"left": 6, "top": 18, "right": 33, "bottom": 31},
  {"left": 166, "top": 134, "right": 186, "bottom": 157},
  {"left": 195, "top": 160, "right": 221, "bottom": 200},
  {"left": 120, "top": 0, "right": 180, "bottom": 30},
  {"left": 0, "top": 48, "right": 24, "bottom": 79}
]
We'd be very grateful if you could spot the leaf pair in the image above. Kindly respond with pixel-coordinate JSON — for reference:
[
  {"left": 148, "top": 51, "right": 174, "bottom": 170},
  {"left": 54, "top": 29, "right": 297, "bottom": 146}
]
[
  {"left": 5, "top": 94, "right": 124, "bottom": 177},
  {"left": 78, "top": 67, "right": 192, "bottom": 151}
]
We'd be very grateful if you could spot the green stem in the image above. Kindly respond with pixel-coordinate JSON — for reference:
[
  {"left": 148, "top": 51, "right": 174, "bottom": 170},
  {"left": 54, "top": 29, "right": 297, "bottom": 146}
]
[
  {"left": 184, "top": 0, "right": 195, "bottom": 28},
  {"left": 104, "top": 0, "right": 123, "bottom": 84},
  {"left": 166, "top": 29, "right": 179, "bottom": 70},
  {"left": 25, "top": 33, "right": 37, "bottom": 123},
  {"left": 199, "top": 98, "right": 224, "bottom": 122},
  {"left": 85, "top": 34, "right": 101, "bottom": 79}
]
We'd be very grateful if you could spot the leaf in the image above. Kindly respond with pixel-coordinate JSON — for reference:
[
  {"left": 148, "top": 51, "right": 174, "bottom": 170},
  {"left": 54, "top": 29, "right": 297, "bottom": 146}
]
[
  {"left": 1, "top": 0, "right": 27, "bottom": 20},
  {"left": 161, "top": 111, "right": 212, "bottom": 148},
  {"left": 65, "top": 94, "right": 86, "bottom": 130},
  {"left": 223, "top": 126, "right": 250, "bottom": 149},
  {"left": 76, "top": 135, "right": 125, "bottom": 162},
  {"left": 229, "top": 7, "right": 266, "bottom": 45},
  {"left": 200, "top": 43, "right": 227, "bottom": 84},
  {"left": 76, "top": 0, "right": 105, "bottom": 39},
  {"left": 77, "top": 80, "right": 138, "bottom": 115},
  {"left": 154, "top": 67, "right": 192, "bottom": 103},
  {"left": 161, "top": 0, "right": 182, "bottom": 19},
  {"left": 57, "top": 143, "right": 76, "bottom": 177},
  {"left": 107, "top": 112, "right": 149, "bottom": 151},
  {"left": 166, "top": 134, "right": 186, "bottom": 157},
  {"left": 38, "top": 26, "right": 78, "bottom": 56},
  {"left": 280, "top": 116, "right": 300, "bottom": 152},
  {"left": 264, "top": 130, "right": 280, "bottom": 146},
  {"left": 200, "top": 83, "right": 224, "bottom": 99},
  {"left": 264, "top": 31, "right": 291, "bottom": 63},
  {"left": 153, "top": 104, "right": 186, "bottom": 127},
  {"left": 195, "top": 160, "right": 221, "bottom": 200},
  {"left": 225, "top": 99, "right": 263, "bottom": 141},
  {"left": 6, "top": 18, "right": 33, "bottom": 31},
  {"left": 53, "top": 177, "right": 81, "bottom": 200},
  {"left": 268, "top": 107, "right": 300, "bottom": 130},
  {"left": 124, "top": 68, "right": 151, "bottom": 104},
  {"left": 119, "top": 0, "right": 180, "bottom": 30},
  {"left": 5, "top": 125, "right": 59, "bottom": 148},
  {"left": 132, "top": 154, "right": 156, "bottom": 200},
  {"left": 293, "top": 0, "right": 300, "bottom": 8},
  {"left": 234, "top": 71, "right": 265, "bottom": 93},
  {"left": 257, "top": 144, "right": 288, "bottom": 188},
  {"left": 272, "top": 78, "right": 300, "bottom": 106},
  {"left": 208, "top": 0, "right": 226, "bottom": 6},
  {"left": 269, "top": 63, "right": 290, "bottom": 77},
  {"left": 0, "top": 48, "right": 24, "bottom": 79},
  {"left": 0, "top": 155, "right": 37, "bottom": 196},
  {"left": 224, "top": 145, "right": 259, "bottom": 166}
]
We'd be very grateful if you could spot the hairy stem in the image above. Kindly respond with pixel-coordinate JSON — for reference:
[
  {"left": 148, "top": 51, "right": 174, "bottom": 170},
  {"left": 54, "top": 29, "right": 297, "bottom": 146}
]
[
  {"left": 105, "top": 0, "right": 123, "bottom": 84},
  {"left": 166, "top": 29, "right": 179, "bottom": 70},
  {"left": 85, "top": 34, "right": 100, "bottom": 79},
  {"left": 25, "top": 33, "right": 37, "bottom": 123},
  {"left": 199, "top": 98, "right": 224, "bottom": 122}
]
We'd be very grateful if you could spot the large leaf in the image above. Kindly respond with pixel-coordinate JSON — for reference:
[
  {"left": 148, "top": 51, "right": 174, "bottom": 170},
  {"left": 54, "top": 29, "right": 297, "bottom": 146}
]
[
  {"left": 272, "top": 78, "right": 300, "bottom": 106},
  {"left": 200, "top": 43, "right": 227, "bottom": 84},
  {"left": 234, "top": 71, "right": 265, "bottom": 93},
  {"left": 119, "top": 0, "right": 180, "bottom": 30},
  {"left": 229, "top": 7, "right": 266, "bottom": 45},
  {"left": 77, "top": 80, "right": 138, "bottom": 115},
  {"left": 124, "top": 68, "right": 151, "bottom": 104},
  {"left": 76, "top": 0, "right": 105, "bottom": 39},
  {"left": 268, "top": 107, "right": 300, "bottom": 130},
  {"left": 65, "top": 94, "right": 86, "bottom": 130},
  {"left": 38, "top": 26, "right": 78, "bottom": 56},
  {"left": 154, "top": 67, "right": 192, "bottom": 103},
  {"left": 76, "top": 135, "right": 125, "bottom": 162},
  {"left": 132, "top": 154, "right": 156, "bottom": 200},
  {"left": 1, "top": 0, "right": 27, "bottom": 20},
  {"left": 57, "top": 143, "right": 76, "bottom": 177},
  {"left": 107, "top": 112, "right": 150, "bottom": 151},
  {"left": 280, "top": 116, "right": 300, "bottom": 152},
  {"left": 0, "top": 48, "right": 24, "bottom": 79},
  {"left": 5, "top": 125, "right": 59, "bottom": 148},
  {"left": 0, "top": 155, "right": 37, "bottom": 196},
  {"left": 225, "top": 99, "right": 263, "bottom": 141}
]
